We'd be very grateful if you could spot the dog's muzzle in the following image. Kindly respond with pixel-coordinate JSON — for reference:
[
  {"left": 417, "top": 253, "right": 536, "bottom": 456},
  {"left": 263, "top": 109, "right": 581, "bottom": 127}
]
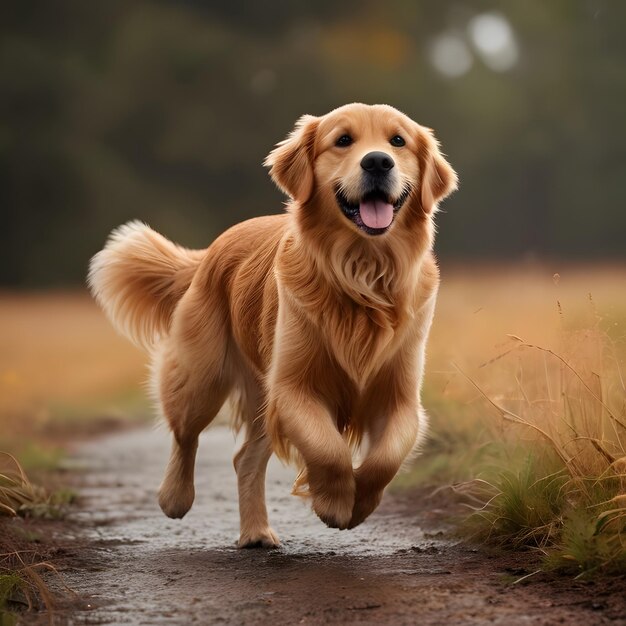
[{"left": 336, "top": 151, "right": 410, "bottom": 236}]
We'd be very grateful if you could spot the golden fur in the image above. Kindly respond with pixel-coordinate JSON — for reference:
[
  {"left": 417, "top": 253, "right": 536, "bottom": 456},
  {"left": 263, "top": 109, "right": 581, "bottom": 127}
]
[{"left": 88, "top": 103, "right": 457, "bottom": 547}]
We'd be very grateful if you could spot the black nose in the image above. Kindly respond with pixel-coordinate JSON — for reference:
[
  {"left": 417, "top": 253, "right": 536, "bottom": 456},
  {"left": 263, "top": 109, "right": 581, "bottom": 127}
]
[{"left": 360, "top": 151, "right": 395, "bottom": 174}]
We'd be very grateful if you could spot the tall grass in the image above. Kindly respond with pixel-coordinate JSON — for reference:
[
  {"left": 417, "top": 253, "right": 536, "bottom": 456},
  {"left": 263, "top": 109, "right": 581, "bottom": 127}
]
[
  {"left": 458, "top": 316, "right": 626, "bottom": 575},
  {"left": 0, "top": 453, "right": 73, "bottom": 519},
  {"left": 0, "top": 454, "right": 47, "bottom": 518},
  {"left": 0, "top": 551, "right": 62, "bottom": 624},
  {"left": 0, "top": 455, "right": 74, "bottom": 623}
]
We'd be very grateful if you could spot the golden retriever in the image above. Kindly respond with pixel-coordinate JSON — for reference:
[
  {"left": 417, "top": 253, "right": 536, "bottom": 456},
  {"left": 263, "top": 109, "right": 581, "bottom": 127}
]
[{"left": 88, "top": 103, "right": 457, "bottom": 548}]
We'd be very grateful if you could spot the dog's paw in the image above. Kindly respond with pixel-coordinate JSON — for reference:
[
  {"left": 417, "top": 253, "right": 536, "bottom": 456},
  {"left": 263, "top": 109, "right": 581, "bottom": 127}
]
[
  {"left": 347, "top": 490, "right": 383, "bottom": 529},
  {"left": 238, "top": 527, "right": 281, "bottom": 549},
  {"left": 312, "top": 490, "right": 354, "bottom": 530},
  {"left": 158, "top": 481, "right": 195, "bottom": 519}
]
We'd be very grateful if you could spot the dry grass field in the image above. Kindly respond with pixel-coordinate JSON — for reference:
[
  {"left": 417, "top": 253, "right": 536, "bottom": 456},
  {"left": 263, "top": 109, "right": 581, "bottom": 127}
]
[
  {"left": 431, "top": 264, "right": 626, "bottom": 371},
  {"left": 0, "top": 291, "right": 146, "bottom": 455},
  {"left": 0, "top": 265, "right": 624, "bottom": 451},
  {"left": 1, "top": 264, "right": 624, "bottom": 574}
]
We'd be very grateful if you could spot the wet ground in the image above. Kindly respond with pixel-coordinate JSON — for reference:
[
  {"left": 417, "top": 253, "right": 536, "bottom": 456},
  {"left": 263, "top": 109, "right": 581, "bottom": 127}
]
[{"left": 47, "top": 426, "right": 626, "bottom": 625}]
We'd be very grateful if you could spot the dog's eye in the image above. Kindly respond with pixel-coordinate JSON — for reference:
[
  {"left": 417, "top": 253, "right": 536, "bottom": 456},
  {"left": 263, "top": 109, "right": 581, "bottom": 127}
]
[
  {"left": 335, "top": 134, "right": 353, "bottom": 148},
  {"left": 390, "top": 135, "right": 406, "bottom": 147}
]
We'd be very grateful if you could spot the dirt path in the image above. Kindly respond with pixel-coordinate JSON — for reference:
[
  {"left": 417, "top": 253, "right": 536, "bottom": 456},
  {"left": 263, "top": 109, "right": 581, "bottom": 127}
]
[{"left": 51, "top": 426, "right": 625, "bottom": 625}]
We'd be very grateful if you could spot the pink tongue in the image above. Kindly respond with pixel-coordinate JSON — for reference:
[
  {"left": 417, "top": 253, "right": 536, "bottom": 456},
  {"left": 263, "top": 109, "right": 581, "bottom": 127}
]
[{"left": 359, "top": 198, "right": 394, "bottom": 229}]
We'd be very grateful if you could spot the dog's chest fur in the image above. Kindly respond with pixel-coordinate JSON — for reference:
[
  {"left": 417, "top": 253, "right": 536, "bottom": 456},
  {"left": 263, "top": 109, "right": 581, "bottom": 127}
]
[
  {"left": 318, "top": 298, "right": 402, "bottom": 386},
  {"left": 280, "top": 238, "right": 415, "bottom": 388}
]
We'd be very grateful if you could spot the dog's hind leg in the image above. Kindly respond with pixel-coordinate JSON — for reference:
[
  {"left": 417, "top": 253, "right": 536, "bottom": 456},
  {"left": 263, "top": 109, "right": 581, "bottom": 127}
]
[
  {"left": 233, "top": 378, "right": 279, "bottom": 548},
  {"left": 156, "top": 286, "right": 232, "bottom": 519},
  {"left": 157, "top": 374, "right": 229, "bottom": 519}
]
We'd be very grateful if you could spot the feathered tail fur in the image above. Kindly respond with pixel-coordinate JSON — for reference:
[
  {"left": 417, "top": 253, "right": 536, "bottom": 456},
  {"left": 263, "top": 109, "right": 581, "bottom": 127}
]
[{"left": 88, "top": 221, "right": 204, "bottom": 350}]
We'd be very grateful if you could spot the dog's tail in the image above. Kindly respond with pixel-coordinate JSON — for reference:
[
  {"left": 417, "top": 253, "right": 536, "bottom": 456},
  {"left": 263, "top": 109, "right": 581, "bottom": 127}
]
[{"left": 88, "top": 221, "right": 204, "bottom": 351}]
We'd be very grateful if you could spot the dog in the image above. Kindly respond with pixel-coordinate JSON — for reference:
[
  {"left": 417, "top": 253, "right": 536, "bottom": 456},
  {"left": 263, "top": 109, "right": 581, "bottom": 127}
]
[{"left": 88, "top": 103, "right": 457, "bottom": 548}]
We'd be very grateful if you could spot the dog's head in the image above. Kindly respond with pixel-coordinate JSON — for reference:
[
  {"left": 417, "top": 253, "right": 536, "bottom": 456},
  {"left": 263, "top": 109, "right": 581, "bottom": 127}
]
[{"left": 265, "top": 103, "right": 457, "bottom": 239}]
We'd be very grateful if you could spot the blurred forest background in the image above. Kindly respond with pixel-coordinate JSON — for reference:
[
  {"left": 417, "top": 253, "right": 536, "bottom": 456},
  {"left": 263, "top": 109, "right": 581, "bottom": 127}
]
[{"left": 2, "top": 0, "right": 625, "bottom": 287}]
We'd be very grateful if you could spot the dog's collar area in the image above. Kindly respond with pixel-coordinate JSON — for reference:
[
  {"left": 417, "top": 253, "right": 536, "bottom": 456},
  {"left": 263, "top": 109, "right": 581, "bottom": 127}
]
[{"left": 335, "top": 186, "right": 411, "bottom": 236}]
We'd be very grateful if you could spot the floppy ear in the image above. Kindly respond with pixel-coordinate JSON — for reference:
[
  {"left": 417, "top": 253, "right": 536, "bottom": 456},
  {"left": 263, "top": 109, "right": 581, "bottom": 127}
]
[
  {"left": 416, "top": 127, "right": 458, "bottom": 213},
  {"left": 264, "top": 114, "right": 320, "bottom": 203}
]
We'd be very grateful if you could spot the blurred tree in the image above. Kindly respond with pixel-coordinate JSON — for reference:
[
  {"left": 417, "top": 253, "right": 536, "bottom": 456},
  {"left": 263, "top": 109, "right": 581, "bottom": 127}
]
[{"left": 1, "top": 0, "right": 624, "bottom": 286}]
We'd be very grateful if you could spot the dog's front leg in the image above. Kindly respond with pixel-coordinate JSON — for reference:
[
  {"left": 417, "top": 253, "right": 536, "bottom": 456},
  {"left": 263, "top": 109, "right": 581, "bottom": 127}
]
[
  {"left": 268, "top": 291, "right": 355, "bottom": 529},
  {"left": 269, "top": 387, "right": 355, "bottom": 529},
  {"left": 348, "top": 403, "right": 420, "bottom": 529}
]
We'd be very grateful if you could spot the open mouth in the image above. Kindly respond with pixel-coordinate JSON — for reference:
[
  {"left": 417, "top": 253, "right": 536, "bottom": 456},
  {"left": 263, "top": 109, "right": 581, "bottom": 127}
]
[{"left": 335, "top": 186, "right": 411, "bottom": 236}]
